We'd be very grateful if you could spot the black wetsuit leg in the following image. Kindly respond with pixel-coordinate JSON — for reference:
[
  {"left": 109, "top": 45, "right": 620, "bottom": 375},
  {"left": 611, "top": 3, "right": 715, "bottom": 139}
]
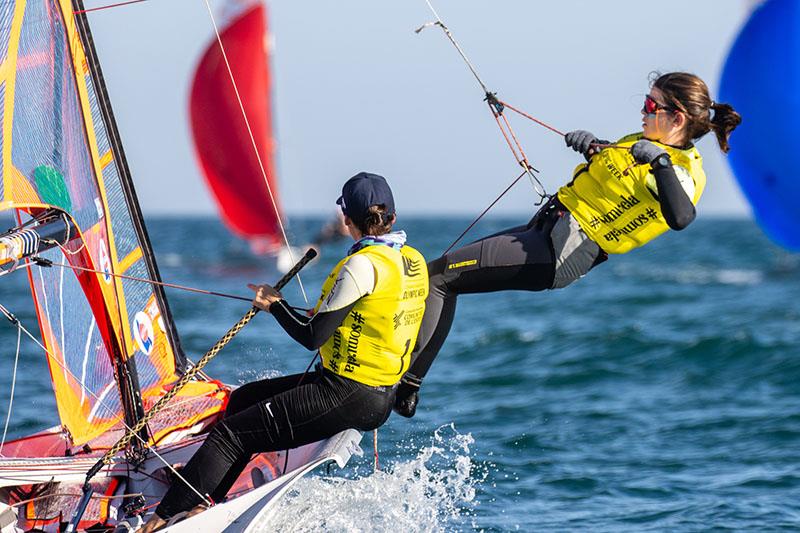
[
  {"left": 206, "top": 373, "right": 310, "bottom": 503},
  {"left": 155, "top": 370, "right": 394, "bottom": 519},
  {"left": 406, "top": 199, "right": 607, "bottom": 385},
  {"left": 408, "top": 221, "right": 557, "bottom": 381}
]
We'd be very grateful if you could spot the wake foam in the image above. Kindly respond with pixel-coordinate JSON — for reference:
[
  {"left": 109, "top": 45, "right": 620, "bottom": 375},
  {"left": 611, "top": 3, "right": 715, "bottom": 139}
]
[{"left": 262, "top": 424, "right": 482, "bottom": 532}]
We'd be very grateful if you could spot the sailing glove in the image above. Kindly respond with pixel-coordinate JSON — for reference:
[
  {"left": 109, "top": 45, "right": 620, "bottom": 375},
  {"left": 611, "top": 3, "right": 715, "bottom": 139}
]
[
  {"left": 564, "top": 130, "right": 598, "bottom": 155},
  {"left": 631, "top": 140, "right": 668, "bottom": 165}
]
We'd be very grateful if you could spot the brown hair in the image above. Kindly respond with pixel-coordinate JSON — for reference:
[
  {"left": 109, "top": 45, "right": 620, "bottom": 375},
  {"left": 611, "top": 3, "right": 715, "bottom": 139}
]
[
  {"left": 354, "top": 204, "right": 394, "bottom": 236},
  {"left": 651, "top": 72, "right": 742, "bottom": 153}
]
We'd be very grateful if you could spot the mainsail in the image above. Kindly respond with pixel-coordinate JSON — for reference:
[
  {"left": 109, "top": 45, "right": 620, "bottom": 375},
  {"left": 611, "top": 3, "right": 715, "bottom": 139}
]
[
  {"left": 189, "top": 0, "right": 285, "bottom": 255},
  {"left": 0, "top": 0, "right": 224, "bottom": 448}
]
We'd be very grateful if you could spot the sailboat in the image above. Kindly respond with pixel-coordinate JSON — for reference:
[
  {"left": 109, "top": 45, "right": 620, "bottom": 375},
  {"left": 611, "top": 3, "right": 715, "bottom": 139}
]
[
  {"left": 189, "top": 0, "right": 293, "bottom": 264},
  {"left": 0, "top": 0, "right": 360, "bottom": 530}
]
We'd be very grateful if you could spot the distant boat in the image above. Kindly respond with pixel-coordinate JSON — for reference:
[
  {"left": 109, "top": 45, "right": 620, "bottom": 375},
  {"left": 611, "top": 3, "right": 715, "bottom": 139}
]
[{"left": 190, "top": 0, "right": 288, "bottom": 258}]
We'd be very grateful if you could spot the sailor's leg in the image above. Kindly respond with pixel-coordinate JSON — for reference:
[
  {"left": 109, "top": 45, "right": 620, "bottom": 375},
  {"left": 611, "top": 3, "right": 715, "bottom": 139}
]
[
  {"left": 205, "top": 371, "right": 314, "bottom": 503},
  {"left": 224, "top": 372, "right": 311, "bottom": 418},
  {"left": 155, "top": 372, "right": 393, "bottom": 520},
  {"left": 395, "top": 223, "right": 555, "bottom": 417}
]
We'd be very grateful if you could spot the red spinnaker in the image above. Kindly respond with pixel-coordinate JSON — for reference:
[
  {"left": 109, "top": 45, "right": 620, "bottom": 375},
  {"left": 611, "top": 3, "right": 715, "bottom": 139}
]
[{"left": 190, "top": 3, "right": 283, "bottom": 253}]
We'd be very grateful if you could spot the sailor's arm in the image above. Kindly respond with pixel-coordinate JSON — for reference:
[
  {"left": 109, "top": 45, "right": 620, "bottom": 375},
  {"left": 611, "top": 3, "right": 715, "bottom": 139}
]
[
  {"left": 651, "top": 159, "right": 696, "bottom": 230},
  {"left": 249, "top": 254, "right": 376, "bottom": 350},
  {"left": 268, "top": 301, "right": 354, "bottom": 350},
  {"left": 631, "top": 140, "right": 696, "bottom": 230}
]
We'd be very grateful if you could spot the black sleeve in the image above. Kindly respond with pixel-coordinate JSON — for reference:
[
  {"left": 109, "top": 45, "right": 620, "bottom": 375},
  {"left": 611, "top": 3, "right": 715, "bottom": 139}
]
[
  {"left": 653, "top": 162, "right": 696, "bottom": 230},
  {"left": 268, "top": 299, "right": 357, "bottom": 350}
]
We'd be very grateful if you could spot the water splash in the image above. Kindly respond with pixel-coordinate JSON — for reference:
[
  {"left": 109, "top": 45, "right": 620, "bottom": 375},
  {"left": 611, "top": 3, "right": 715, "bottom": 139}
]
[{"left": 263, "top": 424, "right": 483, "bottom": 532}]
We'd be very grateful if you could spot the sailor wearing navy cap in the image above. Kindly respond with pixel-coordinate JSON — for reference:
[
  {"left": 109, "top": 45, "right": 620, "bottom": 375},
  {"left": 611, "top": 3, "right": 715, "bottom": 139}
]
[{"left": 143, "top": 173, "right": 427, "bottom": 530}]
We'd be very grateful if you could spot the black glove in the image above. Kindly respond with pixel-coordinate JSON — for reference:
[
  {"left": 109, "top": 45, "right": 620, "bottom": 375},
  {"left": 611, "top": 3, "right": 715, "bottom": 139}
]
[
  {"left": 631, "top": 139, "right": 668, "bottom": 165},
  {"left": 564, "top": 130, "right": 599, "bottom": 156}
]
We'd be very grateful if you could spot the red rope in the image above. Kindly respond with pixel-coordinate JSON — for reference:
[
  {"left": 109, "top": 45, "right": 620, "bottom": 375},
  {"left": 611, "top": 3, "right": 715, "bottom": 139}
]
[
  {"left": 73, "top": 0, "right": 148, "bottom": 14},
  {"left": 498, "top": 98, "right": 631, "bottom": 154},
  {"left": 499, "top": 111, "right": 531, "bottom": 167},
  {"left": 490, "top": 108, "right": 524, "bottom": 166},
  {"left": 498, "top": 99, "right": 565, "bottom": 137}
]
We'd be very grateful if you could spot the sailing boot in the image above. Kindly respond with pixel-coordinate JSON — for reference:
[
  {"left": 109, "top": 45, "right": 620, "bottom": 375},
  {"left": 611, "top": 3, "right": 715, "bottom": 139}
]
[{"left": 393, "top": 373, "right": 422, "bottom": 418}]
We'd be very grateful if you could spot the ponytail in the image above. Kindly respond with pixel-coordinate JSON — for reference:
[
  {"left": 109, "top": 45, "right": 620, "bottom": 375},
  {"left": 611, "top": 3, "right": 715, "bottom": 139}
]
[{"left": 709, "top": 102, "right": 742, "bottom": 153}]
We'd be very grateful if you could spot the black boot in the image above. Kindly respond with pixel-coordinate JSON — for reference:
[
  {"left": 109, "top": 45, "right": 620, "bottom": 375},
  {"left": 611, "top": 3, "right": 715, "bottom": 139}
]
[{"left": 393, "top": 373, "right": 422, "bottom": 418}]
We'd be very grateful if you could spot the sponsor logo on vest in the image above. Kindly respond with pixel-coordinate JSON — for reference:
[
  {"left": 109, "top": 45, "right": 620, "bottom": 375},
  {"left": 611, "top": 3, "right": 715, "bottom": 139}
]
[
  {"left": 329, "top": 330, "right": 343, "bottom": 373},
  {"left": 447, "top": 259, "right": 477, "bottom": 270},
  {"left": 602, "top": 207, "right": 660, "bottom": 243},
  {"left": 403, "top": 287, "right": 426, "bottom": 299},
  {"left": 403, "top": 256, "right": 422, "bottom": 277},
  {"left": 590, "top": 195, "right": 641, "bottom": 229},
  {"left": 393, "top": 310, "right": 404, "bottom": 330},
  {"left": 345, "top": 311, "right": 365, "bottom": 373},
  {"left": 602, "top": 152, "right": 625, "bottom": 180},
  {"left": 394, "top": 306, "right": 424, "bottom": 330}
]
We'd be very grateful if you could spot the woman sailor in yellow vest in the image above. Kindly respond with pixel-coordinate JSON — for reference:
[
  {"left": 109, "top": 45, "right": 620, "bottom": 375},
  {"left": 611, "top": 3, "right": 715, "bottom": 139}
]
[
  {"left": 394, "top": 72, "right": 741, "bottom": 418},
  {"left": 141, "top": 173, "right": 427, "bottom": 531}
]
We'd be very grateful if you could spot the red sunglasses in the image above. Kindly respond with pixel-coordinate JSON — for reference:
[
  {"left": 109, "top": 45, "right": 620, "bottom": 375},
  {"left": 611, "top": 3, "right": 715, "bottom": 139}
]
[{"left": 643, "top": 94, "right": 674, "bottom": 115}]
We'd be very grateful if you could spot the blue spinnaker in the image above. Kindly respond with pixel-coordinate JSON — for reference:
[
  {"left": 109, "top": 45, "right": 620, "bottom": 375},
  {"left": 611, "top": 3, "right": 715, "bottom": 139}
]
[{"left": 719, "top": 0, "right": 800, "bottom": 250}]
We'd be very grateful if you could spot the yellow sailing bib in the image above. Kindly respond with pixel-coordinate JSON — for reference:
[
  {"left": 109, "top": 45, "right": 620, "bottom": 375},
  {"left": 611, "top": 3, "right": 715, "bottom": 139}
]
[
  {"left": 315, "top": 244, "right": 428, "bottom": 387},
  {"left": 557, "top": 133, "right": 706, "bottom": 254}
]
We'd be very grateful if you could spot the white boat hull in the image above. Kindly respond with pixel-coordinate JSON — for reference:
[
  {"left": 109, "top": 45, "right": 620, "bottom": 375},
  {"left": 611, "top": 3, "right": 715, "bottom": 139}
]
[{"left": 0, "top": 429, "right": 362, "bottom": 532}]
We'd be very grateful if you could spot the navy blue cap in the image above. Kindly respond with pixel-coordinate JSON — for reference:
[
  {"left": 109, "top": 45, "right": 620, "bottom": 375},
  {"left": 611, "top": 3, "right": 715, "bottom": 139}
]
[{"left": 336, "top": 172, "right": 395, "bottom": 224}]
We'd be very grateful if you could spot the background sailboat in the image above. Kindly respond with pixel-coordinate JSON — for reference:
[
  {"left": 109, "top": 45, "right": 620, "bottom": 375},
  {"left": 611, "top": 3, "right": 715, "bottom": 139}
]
[{"left": 189, "top": 0, "right": 292, "bottom": 263}]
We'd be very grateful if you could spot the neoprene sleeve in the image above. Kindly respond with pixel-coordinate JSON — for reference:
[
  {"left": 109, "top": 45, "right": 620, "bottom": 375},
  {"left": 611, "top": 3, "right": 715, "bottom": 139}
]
[
  {"left": 653, "top": 163, "right": 696, "bottom": 230},
  {"left": 269, "top": 300, "right": 356, "bottom": 350}
]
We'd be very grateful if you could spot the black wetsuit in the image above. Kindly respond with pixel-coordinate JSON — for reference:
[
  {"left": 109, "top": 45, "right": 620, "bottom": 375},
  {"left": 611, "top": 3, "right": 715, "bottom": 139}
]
[
  {"left": 156, "top": 302, "right": 395, "bottom": 520},
  {"left": 404, "top": 162, "right": 695, "bottom": 387}
]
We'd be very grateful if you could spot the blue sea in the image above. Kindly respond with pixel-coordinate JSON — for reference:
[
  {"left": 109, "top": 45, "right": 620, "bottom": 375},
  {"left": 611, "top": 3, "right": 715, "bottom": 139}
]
[{"left": 1, "top": 215, "right": 800, "bottom": 531}]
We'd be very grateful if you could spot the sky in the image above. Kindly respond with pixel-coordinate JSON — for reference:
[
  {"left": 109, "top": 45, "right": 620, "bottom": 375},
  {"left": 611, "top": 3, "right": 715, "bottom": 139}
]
[{"left": 86, "top": 0, "right": 754, "bottom": 217}]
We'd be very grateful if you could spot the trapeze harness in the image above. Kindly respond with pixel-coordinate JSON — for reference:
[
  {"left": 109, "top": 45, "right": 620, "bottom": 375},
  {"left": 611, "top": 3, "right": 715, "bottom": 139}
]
[
  {"left": 404, "top": 134, "right": 706, "bottom": 384},
  {"left": 156, "top": 235, "right": 428, "bottom": 519}
]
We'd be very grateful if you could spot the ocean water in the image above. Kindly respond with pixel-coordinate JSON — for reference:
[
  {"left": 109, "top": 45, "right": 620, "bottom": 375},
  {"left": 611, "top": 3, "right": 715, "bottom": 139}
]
[{"left": 1, "top": 215, "right": 799, "bottom": 531}]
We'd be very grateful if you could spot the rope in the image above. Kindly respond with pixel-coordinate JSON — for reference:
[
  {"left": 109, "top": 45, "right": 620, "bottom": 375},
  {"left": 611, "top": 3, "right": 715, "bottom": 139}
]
[
  {"left": 417, "top": 1, "right": 490, "bottom": 95},
  {"left": 498, "top": 98, "right": 629, "bottom": 153},
  {"left": 0, "top": 326, "right": 21, "bottom": 455},
  {"left": 442, "top": 169, "right": 528, "bottom": 255},
  {"left": 200, "top": 0, "right": 309, "bottom": 305},
  {"left": 38, "top": 259, "right": 252, "bottom": 303},
  {"left": 73, "top": 0, "right": 148, "bottom": 14},
  {"left": 83, "top": 249, "right": 315, "bottom": 491},
  {"left": 0, "top": 303, "right": 209, "bottom": 505},
  {"left": 498, "top": 99, "right": 565, "bottom": 137},
  {"left": 373, "top": 429, "right": 379, "bottom": 472},
  {"left": 416, "top": 1, "right": 548, "bottom": 205}
]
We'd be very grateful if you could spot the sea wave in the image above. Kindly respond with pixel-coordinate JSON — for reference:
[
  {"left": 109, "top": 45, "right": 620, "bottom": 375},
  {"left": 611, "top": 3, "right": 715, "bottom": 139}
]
[{"left": 265, "top": 425, "right": 482, "bottom": 532}]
